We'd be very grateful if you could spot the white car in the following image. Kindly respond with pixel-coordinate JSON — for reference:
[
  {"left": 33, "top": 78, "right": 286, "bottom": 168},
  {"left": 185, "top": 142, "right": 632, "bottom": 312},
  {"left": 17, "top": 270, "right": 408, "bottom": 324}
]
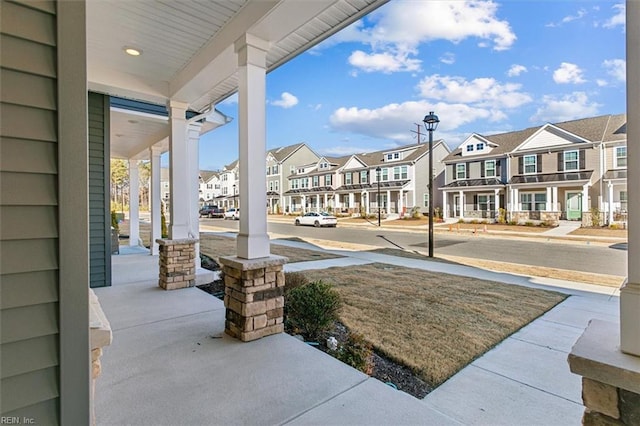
[
  {"left": 224, "top": 208, "right": 239, "bottom": 220},
  {"left": 295, "top": 212, "right": 337, "bottom": 228}
]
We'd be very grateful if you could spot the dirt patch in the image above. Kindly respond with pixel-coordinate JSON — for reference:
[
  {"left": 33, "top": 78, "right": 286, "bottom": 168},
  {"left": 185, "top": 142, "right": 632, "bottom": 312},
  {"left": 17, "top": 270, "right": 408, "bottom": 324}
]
[{"left": 569, "top": 227, "right": 628, "bottom": 238}]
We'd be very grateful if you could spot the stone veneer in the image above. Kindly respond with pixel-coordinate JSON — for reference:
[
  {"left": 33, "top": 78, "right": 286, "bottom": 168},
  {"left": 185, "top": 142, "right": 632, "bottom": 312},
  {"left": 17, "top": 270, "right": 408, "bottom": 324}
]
[
  {"left": 509, "top": 211, "right": 561, "bottom": 226},
  {"left": 156, "top": 238, "right": 198, "bottom": 290},
  {"left": 219, "top": 255, "right": 287, "bottom": 342},
  {"left": 90, "top": 289, "right": 112, "bottom": 426},
  {"left": 568, "top": 320, "right": 640, "bottom": 425}
]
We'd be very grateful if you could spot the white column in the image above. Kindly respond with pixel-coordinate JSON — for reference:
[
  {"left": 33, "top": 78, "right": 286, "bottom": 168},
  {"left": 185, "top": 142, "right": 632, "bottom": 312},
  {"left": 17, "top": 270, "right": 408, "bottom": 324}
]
[
  {"left": 582, "top": 184, "right": 589, "bottom": 212},
  {"left": 235, "top": 34, "right": 270, "bottom": 259},
  {"left": 316, "top": 194, "right": 320, "bottom": 212},
  {"left": 385, "top": 190, "right": 390, "bottom": 213},
  {"left": 168, "top": 100, "right": 190, "bottom": 239},
  {"left": 494, "top": 189, "right": 500, "bottom": 215},
  {"left": 129, "top": 159, "right": 140, "bottom": 246},
  {"left": 443, "top": 191, "right": 448, "bottom": 219},
  {"left": 149, "top": 146, "right": 162, "bottom": 255},
  {"left": 398, "top": 190, "right": 404, "bottom": 214},
  {"left": 458, "top": 190, "right": 464, "bottom": 219},
  {"left": 324, "top": 193, "right": 329, "bottom": 212},
  {"left": 364, "top": 192, "right": 369, "bottom": 214},
  {"left": 349, "top": 193, "right": 355, "bottom": 211},
  {"left": 513, "top": 188, "right": 520, "bottom": 211},
  {"left": 552, "top": 186, "right": 558, "bottom": 211},
  {"left": 546, "top": 187, "right": 552, "bottom": 211},
  {"left": 188, "top": 122, "right": 202, "bottom": 267},
  {"left": 608, "top": 182, "right": 614, "bottom": 224},
  {"left": 301, "top": 195, "right": 306, "bottom": 213},
  {"left": 622, "top": 0, "right": 640, "bottom": 355}
]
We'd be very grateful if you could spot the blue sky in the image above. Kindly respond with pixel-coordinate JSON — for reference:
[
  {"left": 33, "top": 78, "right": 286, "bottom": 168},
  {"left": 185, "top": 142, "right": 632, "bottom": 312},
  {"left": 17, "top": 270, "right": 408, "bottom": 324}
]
[{"left": 198, "top": 0, "right": 626, "bottom": 171}]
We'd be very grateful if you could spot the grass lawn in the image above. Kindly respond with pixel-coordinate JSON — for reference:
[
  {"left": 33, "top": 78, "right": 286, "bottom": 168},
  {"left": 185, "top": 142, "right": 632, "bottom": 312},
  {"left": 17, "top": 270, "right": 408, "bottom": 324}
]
[
  {"left": 298, "top": 263, "right": 567, "bottom": 387},
  {"left": 199, "top": 234, "right": 342, "bottom": 264}
]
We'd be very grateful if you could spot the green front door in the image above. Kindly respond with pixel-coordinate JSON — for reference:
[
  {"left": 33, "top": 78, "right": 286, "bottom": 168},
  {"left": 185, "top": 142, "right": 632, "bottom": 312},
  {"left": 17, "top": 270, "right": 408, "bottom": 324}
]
[{"left": 566, "top": 192, "right": 582, "bottom": 220}]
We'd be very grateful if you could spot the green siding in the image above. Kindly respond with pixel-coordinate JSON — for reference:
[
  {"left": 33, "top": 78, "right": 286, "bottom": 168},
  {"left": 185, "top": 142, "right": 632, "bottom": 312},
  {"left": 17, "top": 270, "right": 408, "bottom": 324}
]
[
  {"left": 0, "top": 1, "right": 60, "bottom": 421},
  {"left": 88, "top": 92, "right": 111, "bottom": 288}
]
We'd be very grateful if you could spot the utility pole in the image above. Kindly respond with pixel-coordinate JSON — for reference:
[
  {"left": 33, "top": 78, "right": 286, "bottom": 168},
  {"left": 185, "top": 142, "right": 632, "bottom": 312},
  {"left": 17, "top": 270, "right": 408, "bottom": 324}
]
[{"left": 410, "top": 123, "right": 426, "bottom": 143}]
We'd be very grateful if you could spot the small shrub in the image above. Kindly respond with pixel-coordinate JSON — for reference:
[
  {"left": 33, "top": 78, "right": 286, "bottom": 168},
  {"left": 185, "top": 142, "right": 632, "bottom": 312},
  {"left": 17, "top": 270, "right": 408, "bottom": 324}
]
[
  {"left": 285, "top": 281, "right": 341, "bottom": 341},
  {"left": 111, "top": 210, "right": 119, "bottom": 233},
  {"left": 508, "top": 220, "right": 518, "bottom": 226},
  {"left": 332, "top": 332, "right": 373, "bottom": 375},
  {"left": 590, "top": 207, "right": 602, "bottom": 227},
  {"left": 470, "top": 219, "right": 480, "bottom": 224},
  {"left": 457, "top": 218, "right": 465, "bottom": 223},
  {"left": 524, "top": 221, "right": 534, "bottom": 227},
  {"left": 434, "top": 207, "right": 442, "bottom": 220},
  {"left": 497, "top": 208, "right": 507, "bottom": 224},
  {"left": 411, "top": 206, "right": 421, "bottom": 219},
  {"left": 284, "top": 272, "right": 308, "bottom": 293}
]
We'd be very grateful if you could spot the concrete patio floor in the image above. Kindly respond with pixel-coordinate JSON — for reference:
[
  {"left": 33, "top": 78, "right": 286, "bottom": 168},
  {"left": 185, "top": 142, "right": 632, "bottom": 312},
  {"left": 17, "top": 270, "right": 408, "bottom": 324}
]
[{"left": 95, "top": 235, "right": 620, "bottom": 425}]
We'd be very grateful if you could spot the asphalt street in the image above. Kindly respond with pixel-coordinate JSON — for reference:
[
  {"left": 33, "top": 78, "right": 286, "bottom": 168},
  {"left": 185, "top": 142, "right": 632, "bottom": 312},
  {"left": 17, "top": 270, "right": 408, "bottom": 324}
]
[{"left": 203, "top": 218, "right": 627, "bottom": 277}]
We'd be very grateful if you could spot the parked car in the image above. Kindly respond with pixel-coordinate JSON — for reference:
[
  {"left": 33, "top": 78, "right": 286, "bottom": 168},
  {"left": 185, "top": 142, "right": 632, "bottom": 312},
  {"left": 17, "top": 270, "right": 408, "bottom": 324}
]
[
  {"left": 224, "top": 208, "right": 240, "bottom": 220},
  {"left": 199, "top": 205, "right": 224, "bottom": 218},
  {"left": 294, "top": 212, "right": 337, "bottom": 227}
]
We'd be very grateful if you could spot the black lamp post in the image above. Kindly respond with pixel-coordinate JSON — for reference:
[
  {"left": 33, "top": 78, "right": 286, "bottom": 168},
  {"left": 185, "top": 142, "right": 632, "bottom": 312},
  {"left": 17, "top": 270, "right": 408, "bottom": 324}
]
[
  {"left": 423, "top": 111, "right": 440, "bottom": 258},
  {"left": 233, "top": 184, "right": 237, "bottom": 208},
  {"left": 376, "top": 166, "right": 381, "bottom": 226}
]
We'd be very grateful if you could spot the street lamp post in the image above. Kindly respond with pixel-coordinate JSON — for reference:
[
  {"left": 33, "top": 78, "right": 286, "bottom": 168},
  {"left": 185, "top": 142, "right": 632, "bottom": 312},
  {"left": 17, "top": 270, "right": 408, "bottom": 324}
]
[
  {"left": 423, "top": 111, "right": 440, "bottom": 258},
  {"left": 233, "top": 184, "right": 237, "bottom": 208},
  {"left": 376, "top": 166, "right": 381, "bottom": 226}
]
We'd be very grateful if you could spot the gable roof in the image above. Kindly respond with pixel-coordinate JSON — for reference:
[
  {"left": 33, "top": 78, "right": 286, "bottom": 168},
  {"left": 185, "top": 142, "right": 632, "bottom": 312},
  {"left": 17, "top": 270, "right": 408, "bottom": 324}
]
[
  {"left": 268, "top": 143, "right": 314, "bottom": 163},
  {"left": 443, "top": 113, "right": 626, "bottom": 163},
  {"left": 200, "top": 170, "right": 219, "bottom": 182}
]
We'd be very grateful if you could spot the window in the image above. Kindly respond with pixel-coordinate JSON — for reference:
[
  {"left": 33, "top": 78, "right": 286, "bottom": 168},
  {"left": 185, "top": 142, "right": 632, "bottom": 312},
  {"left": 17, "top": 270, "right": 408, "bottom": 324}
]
[
  {"left": 222, "top": 174, "right": 228, "bottom": 181},
  {"left": 274, "top": 181, "right": 279, "bottom": 191},
  {"left": 615, "top": 146, "right": 627, "bottom": 168},
  {"left": 272, "top": 165, "right": 279, "bottom": 174},
  {"left": 268, "top": 181, "right": 274, "bottom": 191},
  {"left": 620, "top": 191, "right": 628, "bottom": 211},
  {"left": 564, "top": 150, "right": 579, "bottom": 171},
  {"left": 325, "top": 174, "right": 332, "bottom": 186},
  {"left": 360, "top": 170, "right": 368, "bottom": 183},
  {"left": 387, "top": 154, "right": 393, "bottom": 160},
  {"left": 290, "top": 165, "right": 296, "bottom": 175},
  {"left": 319, "top": 162, "right": 328, "bottom": 169},
  {"left": 393, "top": 167, "right": 401, "bottom": 180},
  {"left": 456, "top": 164, "right": 466, "bottom": 180},
  {"left": 423, "top": 193, "right": 429, "bottom": 208},
  {"left": 520, "top": 193, "right": 546, "bottom": 211},
  {"left": 266, "top": 166, "right": 270, "bottom": 175},
  {"left": 312, "top": 175, "right": 319, "bottom": 187},
  {"left": 206, "top": 184, "right": 213, "bottom": 189},
  {"left": 301, "top": 178, "right": 309, "bottom": 189},
  {"left": 345, "top": 172, "right": 352, "bottom": 185},
  {"left": 476, "top": 143, "right": 484, "bottom": 151},
  {"left": 291, "top": 179, "right": 299, "bottom": 189},
  {"left": 466, "top": 145, "right": 474, "bottom": 152},
  {"left": 477, "top": 195, "right": 494, "bottom": 211},
  {"left": 394, "top": 152, "right": 400, "bottom": 159},
  {"left": 523, "top": 155, "right": 537, "bottom": 174},
  {"left": 484, "top": 160, "right": 496, "bottom": 177},
  {"left": 392, "top": 165, "right": 407, "bottom": 179},
  {"left": 222, "top": 187, "right": 228, "bottom": 195},
  {"left": 381, "top": 168, "right": 389, "bottom": 181}
]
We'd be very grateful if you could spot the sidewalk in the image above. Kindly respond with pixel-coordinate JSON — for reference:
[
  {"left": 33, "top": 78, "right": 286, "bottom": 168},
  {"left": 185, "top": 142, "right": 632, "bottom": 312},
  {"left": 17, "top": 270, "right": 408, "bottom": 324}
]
[{"left": 95, "top": 234, "right": 619, "bottom": 425}]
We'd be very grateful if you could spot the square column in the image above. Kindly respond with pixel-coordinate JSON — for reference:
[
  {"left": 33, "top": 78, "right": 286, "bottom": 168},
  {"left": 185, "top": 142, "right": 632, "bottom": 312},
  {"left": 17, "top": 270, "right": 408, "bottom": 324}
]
[
  {"left": 609, "top": 182, "right": 615, "bottom": 224},
  {"left": 128, "top": 159, "right": 140, "bottom": 246},
  {"left": 235, "top": 34, "right": 270, "bottom": 259},
  {"left": 156, "top": 238, "right": 197, "bottom": 290},
  {"left": 546, "top": 187, "right": 552, "bottom": 212},
  {"left": 582, "top": 184, "right": 590, "bottom": 212},
  {"left": 168, "top": 100, "right": 190, "bottom": 239},
  {"left": 443, "top": 191, "right": 448, "bottom": 219},
  {"left": 316, "top": 194, "right": 320, "bottom": 211},
  {"left": 149, "top": 146, "right": 162, "bottom": 255},
  {"left": 494, "top": 189, "right": 500, "bottom": 216},
  {"left": 188, "top": 122, "right": 202, "bottom": 267},
  {"left": 220, "top": 255, "right": 287, "bottom": 341},
  {"left": 458, "top": 190, "right": 464, "bottom": 219},
  {"left": 552, "top": 186, "right": 559, "bottom": 211}
]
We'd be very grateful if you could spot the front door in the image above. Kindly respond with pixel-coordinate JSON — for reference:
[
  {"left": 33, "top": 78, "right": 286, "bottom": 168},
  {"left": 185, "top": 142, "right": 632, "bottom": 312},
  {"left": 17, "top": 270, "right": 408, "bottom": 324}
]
[
  {"left": 566, "top": 192, "right": 582, "bottom": 220},
  {"left": 453, "top": 195, "right": 461, "bottom": 217}
]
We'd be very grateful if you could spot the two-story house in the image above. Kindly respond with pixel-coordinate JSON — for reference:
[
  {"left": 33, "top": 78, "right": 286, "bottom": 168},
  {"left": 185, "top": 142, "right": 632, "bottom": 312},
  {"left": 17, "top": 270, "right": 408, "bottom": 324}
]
[
  {"left": 284, "top": 141, "right": 450, "bottom": 216},
  {"left": 219, "top": 160, "right": 238, "bottom": 209},
  {"left": 441, "top": 114, "right": 626, "bottom": 225},
  {"left": 199, "top": 170, "right": 220, "bottom": 206},
  {"left": 266, "top": 143, "right": 320, "bottom": 214}
]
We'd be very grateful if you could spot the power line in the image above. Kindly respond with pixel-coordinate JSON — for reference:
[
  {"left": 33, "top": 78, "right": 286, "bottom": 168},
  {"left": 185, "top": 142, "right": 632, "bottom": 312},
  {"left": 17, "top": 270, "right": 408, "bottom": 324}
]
[{"left": 410, "top": 123, "right": 426, "bottom": 143}]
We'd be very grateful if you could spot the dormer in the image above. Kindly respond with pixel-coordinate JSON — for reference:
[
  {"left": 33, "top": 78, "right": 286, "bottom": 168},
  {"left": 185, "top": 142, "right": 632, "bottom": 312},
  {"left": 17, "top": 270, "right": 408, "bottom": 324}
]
[
  {"left": 460, "top": 134, "right": 496, "bottom": 157},
  {"left": 317, "top": 157, "right": 332, "bottom": 170},
  {"left": 383, "top": 151, "right": 402, "bottom": 162},
  {"left": 513, "top": 123, "right": 590, "bottom": 152}
]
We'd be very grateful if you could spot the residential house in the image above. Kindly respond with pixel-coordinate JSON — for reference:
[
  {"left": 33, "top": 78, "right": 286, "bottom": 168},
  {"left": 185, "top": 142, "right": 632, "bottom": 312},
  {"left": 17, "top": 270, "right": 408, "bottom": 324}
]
[
  {"left": 266, "top": 143, "right": 320, "bottom": 213},
  {"left": 199, "top": 170, "right": 221, "bottom": 205},
  {"left": 441, "top": 114, "right": 627, "bottom": 225},
  {"left": 219, "top": 160, "right": 239, "bottom": 209},
  {"left": 285, "top": 141, "right": 450, "bottom": 216}
]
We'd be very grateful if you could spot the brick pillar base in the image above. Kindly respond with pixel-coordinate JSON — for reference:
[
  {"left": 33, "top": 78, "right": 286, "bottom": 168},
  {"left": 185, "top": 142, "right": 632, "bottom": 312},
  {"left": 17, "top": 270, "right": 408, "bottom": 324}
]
[
  {"left": 219, "top": 255, "right": 287, "bottom": 342},
  {"left": 156, "top": 238, "right": 197, "bottom": 290}
]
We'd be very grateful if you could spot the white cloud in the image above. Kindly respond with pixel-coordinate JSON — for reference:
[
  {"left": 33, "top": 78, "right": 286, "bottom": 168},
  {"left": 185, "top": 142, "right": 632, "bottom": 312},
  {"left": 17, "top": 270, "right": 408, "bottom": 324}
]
[
  {"left": 348, "top": 50, "right": 421, "bottom": 74},
  {"left": 603, "top": 59, "right": 626, "bottom": 82},
  {"left": 332, "top": 1, "right": 515, "bottom": 74},
  {"left": 270, "top": 92, "right": 298, "bottom": 109},
  {"left": 553, "top": 62, "right": 586, "bottom": 84},
  {"left": 417, "top": 74, "right": 532, "bottom": 109},
  {"left": 602, "top": 3, "right": 625, "bottom": 29},
  {"left": 507, "top": 64, "right": 527, "bottom": 77},
  {"left": 440, "top": 52, "right": 455, "bottom": 65},
  {"left": 329, "top": 100, "right": 496, "bottom": 143},
  {"left": 531, "top": 92, "right": 601, "bottom": 123},
  {"left": 321, "top": 146, "right": 369, "bottom": 156},
  {"left": 596, "top": 79, "right": 608, "bottom": 87},
  {"left": 546, "top": 8, "right": 587, "bottom": 27}
]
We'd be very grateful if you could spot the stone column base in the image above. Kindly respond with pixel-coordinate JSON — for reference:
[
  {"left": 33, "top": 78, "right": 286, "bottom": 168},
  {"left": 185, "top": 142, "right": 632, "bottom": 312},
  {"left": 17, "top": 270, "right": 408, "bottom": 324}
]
[
  {"left": 219, "top": 255, "right": 288, "bottom": 342},
  {"left": 568, "top": 320, "right": 640, "bottom": 425},
  {"left": 156, "top": 238, "right": 197, "bottom": 290}
]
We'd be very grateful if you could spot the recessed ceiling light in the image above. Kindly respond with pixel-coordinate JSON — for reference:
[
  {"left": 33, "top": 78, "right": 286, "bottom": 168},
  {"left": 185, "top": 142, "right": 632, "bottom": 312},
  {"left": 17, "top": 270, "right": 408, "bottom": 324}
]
[{"left": 123, "top": 46, "right": 142, "bottom": 56}]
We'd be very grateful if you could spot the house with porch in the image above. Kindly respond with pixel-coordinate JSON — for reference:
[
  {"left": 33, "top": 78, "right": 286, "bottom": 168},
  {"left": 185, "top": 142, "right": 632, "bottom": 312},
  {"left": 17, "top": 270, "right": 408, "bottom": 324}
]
[
  {"left": 285, "top": 141, "right": 450, "bottom": 216},
  {"left": 266, "top": 143, "right": 320, "bottom": 214},
  {"left": 441, "top": 114, "right": 627, "bottom": 226}
]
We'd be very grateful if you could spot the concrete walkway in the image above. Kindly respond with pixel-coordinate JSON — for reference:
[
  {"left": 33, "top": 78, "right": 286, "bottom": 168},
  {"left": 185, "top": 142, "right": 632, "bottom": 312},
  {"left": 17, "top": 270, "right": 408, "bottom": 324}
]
[{"left": 95, "top": 234, "right": 620, "bottom": 425}]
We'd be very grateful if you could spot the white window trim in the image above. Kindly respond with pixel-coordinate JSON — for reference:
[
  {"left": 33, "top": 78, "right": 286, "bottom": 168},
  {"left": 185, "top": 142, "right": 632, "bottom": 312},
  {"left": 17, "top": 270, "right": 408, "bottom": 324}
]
[
  {"left": 564, "top": 150, "right": 579, "bottom": 171},
  {"left": 615, "top": 146, "right": 627, "bottom": 169},
  {"left": 484, "top": 160, "right": 496, "bottom": 178},
  {"left": 455, "top": 164, "right": 466, "bottom": 180},
  {"left": 523, "top": 155, "right": 537, "bottom": 174}
]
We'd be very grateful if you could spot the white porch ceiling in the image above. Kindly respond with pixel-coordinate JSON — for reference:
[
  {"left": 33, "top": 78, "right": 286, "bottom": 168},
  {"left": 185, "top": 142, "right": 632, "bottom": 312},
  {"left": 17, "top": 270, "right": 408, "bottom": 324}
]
[{"left": 88, "top": 0, "right": 388, "bottom": 159}]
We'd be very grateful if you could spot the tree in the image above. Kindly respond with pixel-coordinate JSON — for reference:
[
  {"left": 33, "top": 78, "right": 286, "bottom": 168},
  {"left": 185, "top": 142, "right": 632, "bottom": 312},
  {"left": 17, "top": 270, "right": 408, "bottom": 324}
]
[
  {"left": 139, "top": 161, "right": 151, "bottom": 211},
  {"left": 110, "top": 159, "right": 129, "bottom": 212}
]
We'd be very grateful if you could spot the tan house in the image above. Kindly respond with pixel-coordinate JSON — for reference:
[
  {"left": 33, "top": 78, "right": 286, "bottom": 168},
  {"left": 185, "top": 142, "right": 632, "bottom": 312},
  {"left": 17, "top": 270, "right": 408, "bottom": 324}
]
[{"left": 441, "top": 114, "right": 626, "bottom": 225}]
